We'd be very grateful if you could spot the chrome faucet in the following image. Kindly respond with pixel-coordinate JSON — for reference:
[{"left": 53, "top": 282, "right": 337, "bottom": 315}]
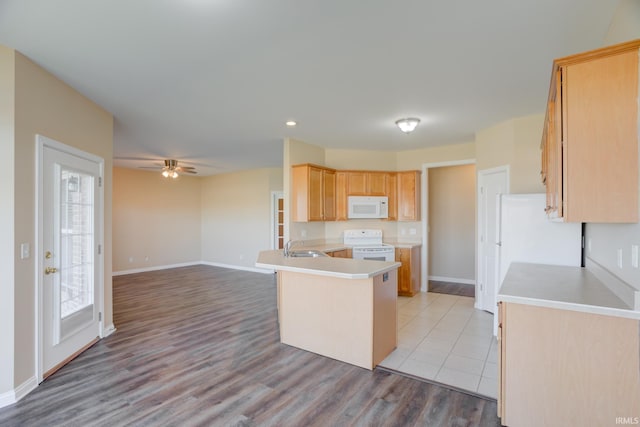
[{"left": 283, "top": 239, "right": 298, "bottom": 257}]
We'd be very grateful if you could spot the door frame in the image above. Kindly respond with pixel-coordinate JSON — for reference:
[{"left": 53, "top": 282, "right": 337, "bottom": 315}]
[
  {"left": 35, "top": 134, "right": 105, "bottom": 382},
  {"left": 270, "top": 191, "right": 284, "bottom": 250},
  {"left": 421, "top": 159, "right": 476, "bottom": 293},
  {"left": 476, "top": 165, "right": 509, "bottom": 311}
]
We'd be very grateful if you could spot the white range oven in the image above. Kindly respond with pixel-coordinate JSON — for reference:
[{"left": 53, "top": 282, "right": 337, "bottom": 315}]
[{"left": 344, "top": 229, "right": 395, "bottom": 262}]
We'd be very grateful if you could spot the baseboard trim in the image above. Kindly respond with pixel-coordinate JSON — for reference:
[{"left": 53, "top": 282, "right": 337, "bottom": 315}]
[
  {"left": 428, "top": 276, "right": 476, "bottom": 286},
  {"left": 102, "top": 323, "right": 116, "bottom": 338},
  {"left": 112, "top": 262, "right": 201, "bottom": 276},
  {"left": 0, "top": 376, "right": 38, "bottom": 409},
  {"left": 200, "top": 261, "right": 272, "bottom": 274}
]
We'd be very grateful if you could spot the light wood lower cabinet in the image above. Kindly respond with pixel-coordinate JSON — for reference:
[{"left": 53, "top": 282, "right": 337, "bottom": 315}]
[
  {"left": 498, "top": 301, "right": 640, "bottom": 426},
  {"left": 326, "top": 249, "right": 349, "bottom": 258},
  {"left": 395, "top": 246, "right": 420, "bottom": 296}
]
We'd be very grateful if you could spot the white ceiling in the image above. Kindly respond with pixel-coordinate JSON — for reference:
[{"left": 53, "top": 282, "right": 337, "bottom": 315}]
[{"left": 0, "top": 0, "right": 621, "bottom": 175}]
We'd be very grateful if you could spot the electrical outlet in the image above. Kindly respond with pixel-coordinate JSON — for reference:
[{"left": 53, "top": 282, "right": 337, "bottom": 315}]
[
  {"left": 409, "top": 228, "right": 417, "bottom": 235},
  {"left": 587, "top": 238, "right": 592, "bottom": 254},
  {"left": 128, "top": 257, "right": 134, "bottom": 263},
  {"left": 301, "top": 229, "right": 307, "bottom": 238},
  {"left": 632, "top": 245, "right": 639, "bottom": 269},
  {"left": 617, "top": 249, "right": 623, "bottom": 269}
]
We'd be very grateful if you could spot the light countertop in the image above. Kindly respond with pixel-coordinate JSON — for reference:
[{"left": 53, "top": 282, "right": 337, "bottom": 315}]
[
  {"left": 498, "top": 262, "right": 640, "bottom": 319},
  {"left": 256, "top": 250, "right": 401, "bottom": 279},
  {"left": 383, "top": 240, "right": 422, "bottom": 248},
  {"left": 290, "top": 241, "right": 422, "bottom": 252}
]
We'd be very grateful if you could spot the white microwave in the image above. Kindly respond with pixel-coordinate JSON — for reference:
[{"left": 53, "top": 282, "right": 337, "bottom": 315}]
[{"left": 347, "top": 196, "right": 389, "bottom": 219}]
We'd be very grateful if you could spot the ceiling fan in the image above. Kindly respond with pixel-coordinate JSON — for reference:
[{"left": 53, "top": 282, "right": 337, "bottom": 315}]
[{"left": 141, "top": 159, "right": 198, "bottom": 178}]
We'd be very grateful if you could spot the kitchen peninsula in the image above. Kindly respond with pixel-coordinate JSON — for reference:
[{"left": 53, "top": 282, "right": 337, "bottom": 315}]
[{"left": 256, "top": 250, "right": 400, "bottom": 370}]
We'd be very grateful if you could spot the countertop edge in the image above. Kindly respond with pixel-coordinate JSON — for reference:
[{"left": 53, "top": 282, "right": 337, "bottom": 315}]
[
  {"left": 255, "top": 261, "right": 401, "bottom": 279},
  {"left": 497, "top": 294, "right": 640, "bottom": 320}
]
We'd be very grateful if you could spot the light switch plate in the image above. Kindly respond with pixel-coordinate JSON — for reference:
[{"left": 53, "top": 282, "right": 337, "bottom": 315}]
[
  {"left": 617, "top": 248, "right": 623, "bottom": 269},
  {"left": 20, "top": 243, "right": 30, "bottom": 260},
  {"left": 632, "top": 245, "right": 638, "bottom": 269}
]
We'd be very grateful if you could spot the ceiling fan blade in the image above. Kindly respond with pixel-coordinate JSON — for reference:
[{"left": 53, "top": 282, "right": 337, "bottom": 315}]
[{"left": 179, "top": 170, "right": 198, "bottom": 174}]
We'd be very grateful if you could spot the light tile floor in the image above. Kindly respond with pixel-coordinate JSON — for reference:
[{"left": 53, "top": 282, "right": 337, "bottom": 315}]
[{"left": 379, "top": 292, "right": 498, "bottom": 399}]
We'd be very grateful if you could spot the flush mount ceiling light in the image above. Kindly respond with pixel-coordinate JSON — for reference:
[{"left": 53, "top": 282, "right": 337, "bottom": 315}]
[
  {"left": 285, "top": 120, "right": 297, "bottom": 127},
  {"left": 395, "top": 118, "right": 420, "bottom": 133}
]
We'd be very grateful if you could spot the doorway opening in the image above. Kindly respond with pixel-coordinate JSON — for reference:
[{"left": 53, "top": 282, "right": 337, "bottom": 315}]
[{"left": 421, "top": 159, "right": 476, "bottom": 295}]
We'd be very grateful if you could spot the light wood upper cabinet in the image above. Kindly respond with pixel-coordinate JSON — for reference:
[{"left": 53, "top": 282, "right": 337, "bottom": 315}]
[
  {"left": 386, "top": 172, "right": 397, "bottom": 221},
  {"left": 367, "top": 172, "right": 387, "bottom": 196},
  {"left": 292, "top": 165, "right": 420, "bottom": 222},
  {"left": 323, "top": 168, "right": 336, "bottom": 221},
  {"left": 541, "top": 40, "right": 639, "bottom": 223},
  {"left": 397, "top": 171, "right": 421, "bottom": 221},
  {"left": 335, "top": 171, "right": 348, "bottom": 221},
  {"left": 346, "top": 171, "right": 368, "bottom": 195},
  {"left": 291, "top": 164, "right": 337, "bottom": 222},
  {"left": 345, "top": 171, "right": 388, "bottom": 196}
]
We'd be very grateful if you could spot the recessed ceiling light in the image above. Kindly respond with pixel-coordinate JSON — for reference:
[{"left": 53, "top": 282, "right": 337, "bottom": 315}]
[{"left": 285, "top": 120, "right": 297, "bottom": 127}]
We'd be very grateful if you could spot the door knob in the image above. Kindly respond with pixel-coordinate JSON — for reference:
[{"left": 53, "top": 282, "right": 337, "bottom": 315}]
[{"left": 45, "top": 267, "right": 58, "bottom": 275}]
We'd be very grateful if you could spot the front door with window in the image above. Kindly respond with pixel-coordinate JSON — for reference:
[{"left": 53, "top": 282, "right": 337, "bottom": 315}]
[{"left": 40, "top": 136, "right": 103, "bottom": 378}]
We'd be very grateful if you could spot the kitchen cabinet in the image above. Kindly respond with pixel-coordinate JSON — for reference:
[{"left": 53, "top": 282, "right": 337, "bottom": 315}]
[
  {"left": 498, "top": 301, "right": 640, "bottom": 426},
  {"left": 291, "top": 164, "right": 336, "bottom": 222},
  {"left": 326, "top": 249, "right": 349, "bottom": 258},
  {"left": 346, "top": 171, "right": 389, "bottom": 196},
  {"left": 292, "top": 165, "right": 421, "bottom": 222},
  {"left": 397, "top": 171, "right": 421, "bottom": 221},
  {"left": 335, "top": 172, "right": 348, "bottom": 221},
  {"left": 386, "top": 172, "right": 397, "bottom": 221},
  {"left": 395, "top": 246, "right": 420, "bottom": 296},
  {"left": 541, "top": 39, "right": 639, "bottom": 222}
]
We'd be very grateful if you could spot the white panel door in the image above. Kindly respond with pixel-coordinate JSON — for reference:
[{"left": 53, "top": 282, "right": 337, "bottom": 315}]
[
  {"left": 477, "top": 166, "right": 508, "bottom": 313},
  {"left": 41, "top": 139, "right": 102, "bottom": 377}
]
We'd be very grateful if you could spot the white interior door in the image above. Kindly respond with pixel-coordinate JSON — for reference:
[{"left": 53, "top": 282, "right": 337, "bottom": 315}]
[
  {"left": 40, "top": 137, "right": 103, "bottom": 378},
  {"left": 477, "top": 166, "right": 508, "bottom": 313}
]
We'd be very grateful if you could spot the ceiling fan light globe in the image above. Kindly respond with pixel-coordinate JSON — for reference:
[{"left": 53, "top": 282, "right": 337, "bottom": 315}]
[
  {"left": 171, "top": 171, "right": 179, "bottom": 179},
  {"left": 162, "top": 170, "right": 170, "bottom": 178}
]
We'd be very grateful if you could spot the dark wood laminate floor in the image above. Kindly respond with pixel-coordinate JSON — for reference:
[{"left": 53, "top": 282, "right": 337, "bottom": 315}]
[
  {"left": 429, "top": 281, "right": 475, "bottom": 298},
  {"left": 0, "top": 265, "right": 500, "bottom": 426}
]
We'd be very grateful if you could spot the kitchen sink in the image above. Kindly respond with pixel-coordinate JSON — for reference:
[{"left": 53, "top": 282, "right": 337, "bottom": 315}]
[{"left": 288, "top": 250, "right": 329, "bottom": 258}]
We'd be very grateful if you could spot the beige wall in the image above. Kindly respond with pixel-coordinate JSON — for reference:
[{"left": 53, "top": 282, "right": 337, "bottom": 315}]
[
  {"left": 604, "top": 0, "right": 640, "bottom": 46},
  {"left": 476, "top": 114, "right": 545, "bottom": 194},
  {"left": 0, "top": 45, "right": 16, "bottom": 394},
  {"left": 325, "top": 148, "right": 396, "bottom": 170},
  {"left": 201, "top": 168, "right": 283, "bottom": 269},
  {"left": 397, "top": 141, "right": 476, "bottom": 170},
  {"left": 112, "top": 168, "right": 202, "bottom": 273},
  {"left": 428, "top": 165, "right": 476, "bottom": 281},
  {"left": 0, "top": 49, "right": 114, "bottom": 396},
  {"left": 586, "top": 4, "right": 640, "bottom": 291}
]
